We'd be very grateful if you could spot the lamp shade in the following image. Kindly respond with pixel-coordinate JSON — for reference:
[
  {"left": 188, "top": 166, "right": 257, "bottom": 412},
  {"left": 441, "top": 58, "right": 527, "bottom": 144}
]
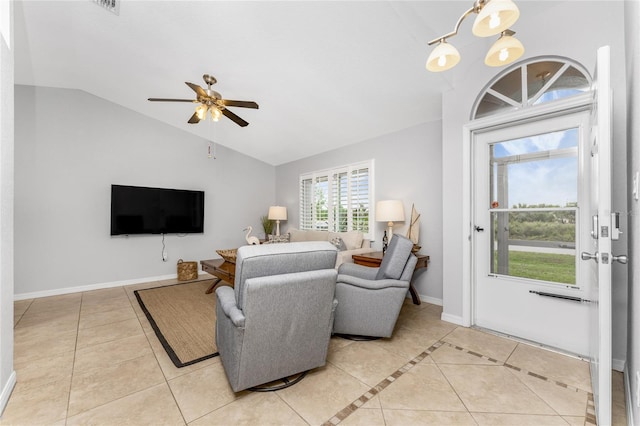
[
  {"left": 472, "top": 0, "right": 520, "bottom": 37},
  {"left": 484, "top": 33, "right": 524, "bottom": 67},
  {"left": 376, "top": 200, "right": 405, "bottom": 222},
  {"left": 268, "top": 206, "right": 287, "bottom": 221},
  {"left": 426, "top": 40, "right": 460, "bottom": 72}
]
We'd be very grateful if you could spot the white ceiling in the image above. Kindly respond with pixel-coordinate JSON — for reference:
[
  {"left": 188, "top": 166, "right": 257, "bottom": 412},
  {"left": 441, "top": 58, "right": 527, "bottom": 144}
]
[{"left": 13, "top": 0, "right": 550, "bottom": 166}]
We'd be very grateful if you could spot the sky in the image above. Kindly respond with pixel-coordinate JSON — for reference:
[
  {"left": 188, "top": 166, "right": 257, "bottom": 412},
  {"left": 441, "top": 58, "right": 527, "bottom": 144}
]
[{"left": 492, "top": 127, "right": 578, "bottom": 208}]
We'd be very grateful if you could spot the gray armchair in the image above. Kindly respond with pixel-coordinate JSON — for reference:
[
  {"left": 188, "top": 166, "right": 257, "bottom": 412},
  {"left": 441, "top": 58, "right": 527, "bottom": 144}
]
[
  {"left": 333, "top": 234, "right": 418, "bottom": 338},
  {"left": 215, "top": 241, "right": 338, "bottom": 392}
]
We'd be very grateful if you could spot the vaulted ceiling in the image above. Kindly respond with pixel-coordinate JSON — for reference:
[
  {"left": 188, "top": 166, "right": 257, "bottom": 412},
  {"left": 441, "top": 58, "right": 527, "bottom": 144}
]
[{"left": 14, "top": 1, "right": 552, "bottom": 165}]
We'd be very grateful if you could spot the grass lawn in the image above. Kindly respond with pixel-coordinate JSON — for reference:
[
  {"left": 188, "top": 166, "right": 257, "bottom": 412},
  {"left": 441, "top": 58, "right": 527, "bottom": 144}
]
[{"left": 495, "top": 251, "right": 576, "bottom": 284}]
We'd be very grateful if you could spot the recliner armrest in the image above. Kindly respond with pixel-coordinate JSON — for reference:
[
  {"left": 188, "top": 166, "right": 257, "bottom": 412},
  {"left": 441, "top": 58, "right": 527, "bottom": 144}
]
[
  {"left": 337, "top": 262, "right": 379, "bottom": 280},
  {"left": 336, "top": 274, "right": 410, "bottom": 291},
  {"left": 215, "top": 286, "right": 246, "bottom": 327}
]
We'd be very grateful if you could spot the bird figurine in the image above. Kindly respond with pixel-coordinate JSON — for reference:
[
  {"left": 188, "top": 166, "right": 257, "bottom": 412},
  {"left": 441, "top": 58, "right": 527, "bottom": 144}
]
[{"left": 244, "top": 226, "right": 260, "bottom": 245}]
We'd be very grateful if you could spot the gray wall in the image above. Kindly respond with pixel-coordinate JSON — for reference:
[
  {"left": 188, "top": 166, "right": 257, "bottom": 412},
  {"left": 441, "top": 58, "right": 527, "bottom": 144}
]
[
  {"left": 0, "top": 1, "right": 15, "bottom": 415},
  {"left": 625, "top": 0, "right": 640, "bottom": 423},
  {"left": 14, "top": 85, "right": 275, "bottom": 297},
  {"left": 441, "top": 1, "right": 629, "bottom": 363},
  {"left": 275, "top": 121, "right": 444, "bottom": 303}
]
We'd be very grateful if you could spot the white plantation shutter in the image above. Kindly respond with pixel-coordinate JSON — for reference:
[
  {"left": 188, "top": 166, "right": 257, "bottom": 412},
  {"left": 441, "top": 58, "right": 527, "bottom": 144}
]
[{"left": 299, "top": 160, "right": 374, "bottom": 239}]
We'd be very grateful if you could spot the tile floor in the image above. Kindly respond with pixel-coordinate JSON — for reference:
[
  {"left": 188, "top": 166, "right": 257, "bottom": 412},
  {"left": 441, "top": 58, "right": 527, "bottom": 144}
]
[{"left": 3, "top": 276, "right": 627, "bottom": 425}]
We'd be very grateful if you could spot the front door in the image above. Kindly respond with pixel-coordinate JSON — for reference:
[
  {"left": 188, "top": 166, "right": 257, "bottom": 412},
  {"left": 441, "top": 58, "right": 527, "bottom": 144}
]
[{"left": 473, "top": 111, "right": 592, "bottom": 355}]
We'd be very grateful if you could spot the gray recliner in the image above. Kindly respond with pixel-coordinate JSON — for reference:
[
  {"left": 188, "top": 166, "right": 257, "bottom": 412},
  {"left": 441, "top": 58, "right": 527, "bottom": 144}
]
[
  {"left": 333, "top": 234, "right": 418, "bottom": 338},
  {"left": 215, "top": 241, "right": 338, "bottom": 392}
]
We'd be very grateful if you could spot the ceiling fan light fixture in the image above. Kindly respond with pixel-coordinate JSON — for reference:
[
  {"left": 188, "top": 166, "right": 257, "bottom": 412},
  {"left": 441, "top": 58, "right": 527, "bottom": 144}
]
[
  {"left": 195, "top": 104, "right": 208, "bottom": 120},
  {"left": 484, "top": 30, "right": 524, "bottom": 66},
  {"left": 426, "top": 40, "right": 461, "bottom": 72},
  {"left": 473, "top": 0, "right": 520, "bottom": 37},
  {"left": 210, "top": 107, "right": 222, "bottom": 122}
]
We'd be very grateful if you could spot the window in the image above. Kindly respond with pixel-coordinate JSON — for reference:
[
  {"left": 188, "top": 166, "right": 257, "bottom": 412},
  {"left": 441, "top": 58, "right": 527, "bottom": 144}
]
[
  {"left": 472, "top": 57, "right": 591, "bottom": 120},
  {"left": 299, "top": 160, "right": 374, "bottom": 239}
]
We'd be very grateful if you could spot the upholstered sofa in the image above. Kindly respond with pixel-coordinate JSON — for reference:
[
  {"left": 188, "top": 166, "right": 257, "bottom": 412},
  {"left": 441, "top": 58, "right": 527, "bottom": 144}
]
[{"left": 285, "top": 228, "right": 373, "bottom": 268}]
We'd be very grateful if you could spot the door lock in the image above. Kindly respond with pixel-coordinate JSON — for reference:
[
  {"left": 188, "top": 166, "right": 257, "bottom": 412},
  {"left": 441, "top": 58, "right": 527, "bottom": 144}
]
[{"left": 612, "top": 254, "right": 628, "bottom": 264}]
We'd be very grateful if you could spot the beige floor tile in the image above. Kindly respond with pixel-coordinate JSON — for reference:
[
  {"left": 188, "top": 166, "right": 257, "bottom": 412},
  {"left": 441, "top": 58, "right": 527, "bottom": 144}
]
[
  {"left": 378, "top": 364, "right": 466, "bottom": 412},
  {"left": 13, "top": 299, "right": 33, "bottom": 316},
  {"left": 508, "top": 368, "right": 588, "bottom": 416},
  {"left": 340, "top": 408, "right": 385, "bottom": 426},
  {"left": 68, "top": 353, "right": 165, "bottom": 416},
  {"left": 66, "top": 382, "right": 185, "bottom": 425},
  {"left": 394, "top": 309, "right": 458, "bottom": 340},
  {"left": 506, "top": 343, "right": 592, "bottom": 392},
  {"left": 442, "top": 327, "right": 518, "bottom": 362},
  {"left": 0, "top": 378, "right": 70, "bottom": 425},
  {"left": 563, "top": 416, "right": 587, "bottom": 425},
  {"left": 78, "top": 305, "right": 138, "bottom": 329},
  {"left": 73, "top": 333, "right": 154, "bottom": 373},
  {"left": 328, "top": 341, "right": 410, "bottom": 387},
  {"left": 80, "top": 296, "right": 133, "bottom": 316},
  {"left": 14, "top": 329, "right": 78, "bottom": 364},
  {"left": 26, "top": 293, "right": 82, "bottom": 313},
  {"left": 328, "top": 335, "right": 355, "bottom": 355},
  {"left": 439, "top": 364, "right": 556, "bottom": 415},
  {"left": 383, "top": 409, "right": 478, "bottom": 425},
  {"left": 14, "top": 350, "right": 75, "bottom": 390},
  {"left": 471, "top": 412, "right": 572, "bottom": 425},
  {"left": 189, "top": 392, "right": 307, "bottom": 426},
  {"left": 76, "top": 317, "right": 144, "bottom": 349},
  {"left": 431, "top": 343, "right": 499, "bottom": 365},
  {"left": 168, "top": 362, "right": 239, "bottom": 424},
  {"left": 370, "top": 325, "right": 440, "bottom": 360},
  {"left": 81, "top": 286, "right": 128, "bottom": 303},
  {"left": 361, "top": 394, "right": 381, "bottom": 409},
  {"left": 15, "top": 308, "right": 80, "bottom": 332},
  {"left": 276, "top": 364, "right": 370, "bottom": 425},
  {"left": 613, "top": 370, "right": 626, "bottom": 426}
]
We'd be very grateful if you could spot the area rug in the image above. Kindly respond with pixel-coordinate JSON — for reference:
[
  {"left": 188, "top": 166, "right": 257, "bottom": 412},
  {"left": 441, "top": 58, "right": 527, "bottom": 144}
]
[{"left": 134, "top": 280, "right": 220, "bottom": 367}]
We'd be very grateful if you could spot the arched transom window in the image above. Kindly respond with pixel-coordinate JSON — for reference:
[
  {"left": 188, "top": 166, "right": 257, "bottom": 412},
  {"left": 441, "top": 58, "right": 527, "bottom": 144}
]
[{"left": 472, "top": 56, "right": 592, "bottom": 120}]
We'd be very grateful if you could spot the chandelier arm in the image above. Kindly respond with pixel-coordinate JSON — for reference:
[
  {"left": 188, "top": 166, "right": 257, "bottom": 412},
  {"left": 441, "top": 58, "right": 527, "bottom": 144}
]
[{"left": 427, "top": 6, "right": 477, "bottom": 45}]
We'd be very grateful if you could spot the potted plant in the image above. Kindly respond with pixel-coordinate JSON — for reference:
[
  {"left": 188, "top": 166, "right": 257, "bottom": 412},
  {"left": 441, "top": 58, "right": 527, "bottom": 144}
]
[{"left": 260, "top": 215, "right": 274, "bottom": 238}]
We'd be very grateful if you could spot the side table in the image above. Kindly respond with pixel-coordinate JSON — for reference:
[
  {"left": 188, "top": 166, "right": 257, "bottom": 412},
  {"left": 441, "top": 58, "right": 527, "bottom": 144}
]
[
  {"left": 351, "top": 251, "right": 429, "bottom": 305},
  {"left": 200, "top": 258, "right": 235, "bottom": 294}
]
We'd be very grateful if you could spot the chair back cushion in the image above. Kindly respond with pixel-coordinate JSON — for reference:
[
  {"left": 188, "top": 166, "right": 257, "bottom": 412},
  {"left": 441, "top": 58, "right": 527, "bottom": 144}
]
[
  {"left": 375, "top": 234, "right": 414, "bottom": 280},
  {"left": 235, "top": 241, "right": 337, "bottom": 309}
]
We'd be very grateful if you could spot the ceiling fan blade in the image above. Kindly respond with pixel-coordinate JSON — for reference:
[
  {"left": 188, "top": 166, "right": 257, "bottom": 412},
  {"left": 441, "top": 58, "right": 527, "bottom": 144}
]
[
  {"left": 187, "top": 111, "right": 201, "bottom": 124},
  {"left": 148, "top": 98, "right": 195, "bottom": 102},
  {"left": 222, "top": 109, "right": 249, "bottom": 127},
  {"left": 222, "top": 100, "right": 259, "bottom": 109},
  {"left": 185, "top": 82, "right": 208, "bottom": 99}
]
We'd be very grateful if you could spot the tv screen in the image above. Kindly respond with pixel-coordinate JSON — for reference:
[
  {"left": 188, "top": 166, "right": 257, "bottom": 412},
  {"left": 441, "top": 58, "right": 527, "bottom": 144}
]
[{"left": 110, "top": 185, "right": 204, "bottom": 235}]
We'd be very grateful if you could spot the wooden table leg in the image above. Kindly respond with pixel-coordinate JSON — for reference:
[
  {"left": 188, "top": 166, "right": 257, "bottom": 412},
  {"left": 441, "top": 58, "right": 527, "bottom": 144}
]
[
  {"left": 205, "top": 278, "right": 222, "bottom": 294},
  {"left": 409, "top": 284, "right": 421, "bottom": 305}
]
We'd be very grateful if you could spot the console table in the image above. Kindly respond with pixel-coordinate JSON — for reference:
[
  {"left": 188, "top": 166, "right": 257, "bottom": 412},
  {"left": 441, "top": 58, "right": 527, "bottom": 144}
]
[
  {"left": 351, "top": 251, "right": 429, "bottom": 305},
  {"left": 200, "top": 258, "right": 235, "bottom": 294}
]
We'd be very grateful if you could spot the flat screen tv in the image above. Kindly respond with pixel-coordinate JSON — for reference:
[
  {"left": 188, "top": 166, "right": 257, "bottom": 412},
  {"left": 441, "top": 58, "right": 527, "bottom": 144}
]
[{"left": 110, "top": 185, "right": 205, "bottom": 236}]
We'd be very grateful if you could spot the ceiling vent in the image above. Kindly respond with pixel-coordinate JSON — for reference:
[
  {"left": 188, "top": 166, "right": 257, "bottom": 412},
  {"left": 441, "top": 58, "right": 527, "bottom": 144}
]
[{"left": 93, "top": 0, "right": 119, "bottom": 15}]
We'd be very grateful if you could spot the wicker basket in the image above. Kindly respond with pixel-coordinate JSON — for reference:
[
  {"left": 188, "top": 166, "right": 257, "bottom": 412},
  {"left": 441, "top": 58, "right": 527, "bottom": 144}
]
[
  {"left": 177, "top": 259, "right": 198, "bottom": 281},
  {"left": 216, "top": 248, "right": 238, "bottom": 263}
]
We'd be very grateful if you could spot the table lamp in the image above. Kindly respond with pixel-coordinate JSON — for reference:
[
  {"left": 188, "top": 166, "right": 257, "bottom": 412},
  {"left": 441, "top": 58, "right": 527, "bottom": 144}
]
[
  {"left": 375, "top": 200, "right": 405, "bottom": 241},
  {"left": 268, "top": 206, "right": 287, "bottom": 236}
]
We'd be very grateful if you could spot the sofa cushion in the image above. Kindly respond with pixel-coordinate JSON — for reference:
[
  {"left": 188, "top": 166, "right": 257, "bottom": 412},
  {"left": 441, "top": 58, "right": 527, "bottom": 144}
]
[
  {"left": 265, "top": 233, "right": 290, "bottom": 244},
  {"left": 289, "top": 228, "right": 327, "bottom": 242},
  {"left": 329, "top": 230, "right": 363, "bottom": 250}
]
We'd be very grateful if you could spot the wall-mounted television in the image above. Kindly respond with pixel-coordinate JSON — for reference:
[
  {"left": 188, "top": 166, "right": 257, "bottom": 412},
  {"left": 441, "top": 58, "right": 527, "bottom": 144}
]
[{"left": 110, "top": 185, "right": 205, "bottom": 236}]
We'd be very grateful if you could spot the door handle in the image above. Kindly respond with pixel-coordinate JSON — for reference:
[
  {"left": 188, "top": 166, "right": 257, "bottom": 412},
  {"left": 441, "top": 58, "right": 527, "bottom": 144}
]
[
  {"left": 581, "top": 251, "right": 598, "bottom": 261},
  {"left": 612, "top": 254, "right": 628, "bottom": 264},
  {"left": 474, "top": 226, "right": 485, "bottom": 232}
]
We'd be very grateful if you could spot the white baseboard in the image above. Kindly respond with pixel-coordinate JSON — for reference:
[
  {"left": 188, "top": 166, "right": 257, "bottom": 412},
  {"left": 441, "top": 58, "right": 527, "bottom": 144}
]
[
  {"left": 0, "top": 370, "right": 16, "bottom": 417},
  {"left": 420, "top": 295, "right": 443, "bottom": 306},
  {"left": 613, "top": 358, "right": 626, "bottom": 373},
  {"left": 625, "top": 367, "right": 635, "bottom": 426},
  {"left": 14, "top": 272, "right": 210, "bottom": 301},
  {"left": 441, "top": 312, "right": 465, "bottom": 326}
]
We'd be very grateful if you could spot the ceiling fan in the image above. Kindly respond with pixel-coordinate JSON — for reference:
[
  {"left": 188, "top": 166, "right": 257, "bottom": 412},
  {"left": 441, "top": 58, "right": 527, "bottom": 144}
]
[{"left": 148, "top": 74, "right": 259, "bottom": 127}]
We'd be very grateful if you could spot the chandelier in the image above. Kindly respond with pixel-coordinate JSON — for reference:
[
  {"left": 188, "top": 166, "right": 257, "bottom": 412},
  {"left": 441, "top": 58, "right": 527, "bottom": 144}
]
[{"left": 426, "top": 0, "right": 524, "bottom": 72}]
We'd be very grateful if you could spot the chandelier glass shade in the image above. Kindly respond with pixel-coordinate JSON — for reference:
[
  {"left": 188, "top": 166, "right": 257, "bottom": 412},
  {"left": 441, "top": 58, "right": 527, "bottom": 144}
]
[
  {"left": 426, "top": 0, "right": 523, "bottom": 72},
  {"left": 196, "top": 104, "right": 221, "bottom": 122}
]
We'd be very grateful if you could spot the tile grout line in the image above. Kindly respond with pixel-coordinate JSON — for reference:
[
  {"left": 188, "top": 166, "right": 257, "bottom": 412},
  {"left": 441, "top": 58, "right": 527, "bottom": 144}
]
[{"left": 321, "top": 341, "right": 443, "bottom": 426}]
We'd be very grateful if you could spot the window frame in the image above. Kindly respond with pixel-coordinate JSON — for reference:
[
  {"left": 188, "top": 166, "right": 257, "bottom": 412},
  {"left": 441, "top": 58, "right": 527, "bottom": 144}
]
[{"left": 299, "top": 159, "right": 375, "bottom": 240}]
